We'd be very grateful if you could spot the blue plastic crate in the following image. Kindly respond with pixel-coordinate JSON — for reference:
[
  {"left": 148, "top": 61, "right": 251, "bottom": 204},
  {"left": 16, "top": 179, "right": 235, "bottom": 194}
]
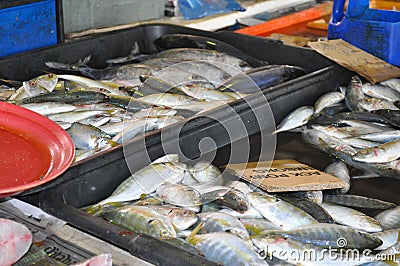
[
  {"left": 0, "top": 0, "right": 58, "bottom": 57},
  {"left": 328, "top": 0, "right": 400, "bottom": 66}
]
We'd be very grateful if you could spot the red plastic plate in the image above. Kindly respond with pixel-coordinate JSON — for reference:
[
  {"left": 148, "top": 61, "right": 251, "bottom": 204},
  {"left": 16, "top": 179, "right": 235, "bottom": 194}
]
[{"left": 0, "top": 102, "right": 75, "bottom": 197}]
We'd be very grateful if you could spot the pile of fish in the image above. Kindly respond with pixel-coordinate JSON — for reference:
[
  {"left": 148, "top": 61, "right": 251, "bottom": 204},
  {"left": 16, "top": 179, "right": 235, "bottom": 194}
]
[
  {"left": 276, "top": 76, "right": 400, "bottom": 184},
  {"left": 84, "top": 154, "right": 400, "bottom": 265},
  {"left": 0, "top": 34, "right": 306, "bottom": 162}
]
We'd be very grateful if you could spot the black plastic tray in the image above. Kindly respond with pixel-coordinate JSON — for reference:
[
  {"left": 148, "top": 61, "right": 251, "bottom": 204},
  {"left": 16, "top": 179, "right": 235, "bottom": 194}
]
[
  {"left": 31, "top": 78, "right": 400, "bottom": 265},
  {"left": 0, "top": 23, "right": 349, "bottom": 196}
]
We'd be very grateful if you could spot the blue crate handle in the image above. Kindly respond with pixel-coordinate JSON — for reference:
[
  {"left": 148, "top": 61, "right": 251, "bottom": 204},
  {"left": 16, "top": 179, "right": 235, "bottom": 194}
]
[{"left": 332, "top": 0, "right": 371, "bottom": 23}]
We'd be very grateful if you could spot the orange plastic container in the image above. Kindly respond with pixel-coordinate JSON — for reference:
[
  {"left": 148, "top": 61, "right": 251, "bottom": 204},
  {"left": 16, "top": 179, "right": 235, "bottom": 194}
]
[{"left": 235, "top": 2, "right": 332, "bottom": 37}]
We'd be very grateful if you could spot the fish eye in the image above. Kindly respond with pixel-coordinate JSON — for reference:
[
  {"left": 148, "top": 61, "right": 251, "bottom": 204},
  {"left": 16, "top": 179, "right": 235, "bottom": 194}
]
[
  {"left": 160, "top": 229, "right": 168, "bottom": 236},
  {"left": 359, "top": 150, "right": 368, "bottom": 154}
]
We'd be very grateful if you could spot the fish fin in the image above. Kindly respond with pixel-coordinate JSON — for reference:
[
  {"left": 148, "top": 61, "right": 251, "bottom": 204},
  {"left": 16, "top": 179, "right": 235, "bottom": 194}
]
[
  {"left": 45, "top": 55, "right": 91, "bottom": 71},
  {"left": 186, "top": 221, "right": 204, "bottom": 243}
]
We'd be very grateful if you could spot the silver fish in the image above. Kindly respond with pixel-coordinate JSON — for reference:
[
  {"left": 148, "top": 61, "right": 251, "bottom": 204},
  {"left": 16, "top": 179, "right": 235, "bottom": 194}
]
[
  {"left": 198, "top": 212, "right": 250, "bottom": 240},
  {"left": 381, "top": 78, "right": 400, "bottom": 93},
  {"left": 112, "top": 118, "right": 159, "bottom": 144},
  {"left": 320, "top": 202, "right": 383, "bottom": 232},
  {"left": 376, "top": 206, "right": 400, "bottom": 230},
  {"left": 359, "top": 98, "right": 399, "bottom": 112},
  {"left": 188, "top": 232, "right": 267, "bottom": 266},
  {"left": 353, "top": 139, "right": 400, "bottom": 163},
  {"left": 21, "top": 102, "right": 76, "bottom": 116},
  {"left": 362, "top": 83, "right": 400, "bottom": 102},
  {"left": 345, "top": 75, "right": 364, "bottom": 111},
  {"left": 274, "top": 106, "right": 314, "bottom": 134},
  {"left": 92, "top": 162, "right": 187, "bottom": 207},
  {"left": 373, "top": 229, "right": 400, "bottom": 250},
  {"left": 359, "top": 130, "right": 400, "bottom": 143},
  {"left": 323, "top": 194, "right": 396, "bottom": 210},
  {"left": 314, "top": 91, "right": 345, "bottom": 114},
  {"left": 149, "top": 205, "right": 198, "bottom": 231},
  {"left": 156, "top": 183, "right": 201, "bottom": 212},
  {"left": 260, "top": 223, "right": 383, "bottom": 250},
  {"left": 47, "top": 110, "right": 104, "bottom": 123},
  {"left": 248, "top": 192, "right": 318, "bottom": 230},
  {"left": 138, "top": 93, "right": 198, "bottom": 108},
  {"left": 324, "top": 161, "right": 350, "bottom": 193},
  {"left": 67, "top": 122, "right": 112, "bottom": 150}
]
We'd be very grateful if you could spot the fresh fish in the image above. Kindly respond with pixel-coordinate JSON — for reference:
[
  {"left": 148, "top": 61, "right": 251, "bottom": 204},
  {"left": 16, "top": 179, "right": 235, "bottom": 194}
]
[
  {"left": 248, "top": 192, "right": 318, "bottom": 230},
  {"left": 324, "top": 161, "right": 351, "bottom": 193},
  {"left": 0, "top": 218, "right": 32, "bottom": 266},
  {"left": 374, "top": 109, "right": 400, "bottom": 128},
  {"left": 359, "top": 130, "right": 400, "bottom": 143},
  {"left": 345, "top": 75, "right": 364, "bottom": 111},
  {"left": 174, "top": 100, "right": 230, "bottom": 113},
  {"left": 362, "top": 83, "right": 400, "bottom": 102},
  {"left": 359, "top": 98, "right": 399, "bottom": 112},
  {"left": 218, "top": 206, "right": 264, "bottom": 219},
  {"left": 79, "top": 116, "right": 111, "bottom": 127},
  {"left": 217, "top": 65, "right": 306, "bottom": 94},
  {"left": 138, "top": 93, "right": 198, "bottom": 108},
  {"left": 156, "top": 183, "right": 201, "bottom": 212},
  {"left": 102, "top": 205, "right": 176, "bottom": 239},
  {"left": 373, "top": 229, "right": 400, "bottom": 250},
  {"left": 18, "top": 91, "right": 109, "bottom": 105},
  {"left": 56, "top": 121, "right": 72, "bottom": 130},
  {"left": 320, "top": 103, "right": 349, "bottom": 116},
  {"left": 278, "top": 196, "right": 334, "bottom": 223},
  {"left": 381, "top": 78, "right": 400, "bottom": 93},
  {"left": 281, "top": 190, "right": 323, "bottom": 205},
  {"left": 47, "top": 110, "right": 104, "bottom": 123},
  {"left": 239, "top": 218, "right": 280, "bottom": 236},
  {"left": 323, "top": 194, "right": 396, "bottom": 210},
  {"left": 343, "top": 137, "right": 381, "bottom": 149},
  {"left": 340, "top": 119, "right": 390, "bottom": 130},
  {"left": 312, "top": 125, "right": 354, "bottom": 139},
  {"left": 154, "top": 115, "right": 185, "bottom": 128},
  {"left": 149, "top": 205, "right": 198, "bottom": 231},
  {"left": 189, "top": 161, "right": 222, "bottom": 185},
  {"left": 337, "top": 111, "right": 393, "bottom": 126},
  {"left": 252, "top": 234, "right": 371, "bottom": 266},
  {"left": 145, "top": 48, "right": 252, "bottom": 71},
  {"left": 260, "top": 223, "right": 383, "bottom": 250},
  {"left": 320, "top": 202, "right": 383, "bottom": 232},
  {"left": 179, "top": 85, "right": 235, "bottom": 101},
  {"left": 169, "top": 61, "right": 233, "bottom": 87},
  {"left": 309, "top": 132, "right": 400, "bottom": 180},
  {"left": 201, "top": 187, "right": 248, "bottom": 213},
  {"left": 198, "top": 212, "right": 250, "bottom": 240},
  {"left": 21, "top": 102, "right": 76, "bottom": 116},
  {"left": 274, "top": 106, "right": 314, "bottom": 134},
  {"left": 67, "top": 122, "right": 113, "bottom": 150},
  {"left": 91, "top": 162, "right": 186, "bottom": 207},
  {"left": 23, "top": 74, "right": 58, "bottom": 97},
  {"left": 106, "top": 94, "right": 153, "bottom": 112},
  {"left": 131, "top": 107, "right": 177, "bottom": 119},
  {"left": 353, "top": 139, "right": 400, "bottom": 163},
  {"left": 376, "top": 206, "right": 400, "bottom": 230},
  {"left": 188, "top": 232, "right": 267, "bottom": 266},
  {"left": 302, "top": 129, "right": 358, "bottom": 156},
  {"left": 314, "top": 91, "right": 345, "bottom": 114},
  {"left": 112, "top": 118, "right": 158, "bottom": 144},
  {"left": 154, "top": 34, "right": 267, "bottom": 67}
]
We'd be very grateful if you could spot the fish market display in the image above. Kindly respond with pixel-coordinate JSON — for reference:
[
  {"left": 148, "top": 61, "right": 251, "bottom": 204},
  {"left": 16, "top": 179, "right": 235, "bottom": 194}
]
[
  {"left": 83, "top": 154, "right": 400, "bottom": 265},
  {"left": 0, "top": 35, "right": 306, "bottom": 163}
]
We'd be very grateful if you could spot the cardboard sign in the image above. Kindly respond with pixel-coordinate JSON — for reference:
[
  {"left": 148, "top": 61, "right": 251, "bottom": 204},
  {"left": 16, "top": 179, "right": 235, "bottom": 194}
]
[
  {"left": 308, "top": 39, "right": 400, "bottom": 84},
  {"left": 225, "top": 159, "right": 347, "bottom": 192}
]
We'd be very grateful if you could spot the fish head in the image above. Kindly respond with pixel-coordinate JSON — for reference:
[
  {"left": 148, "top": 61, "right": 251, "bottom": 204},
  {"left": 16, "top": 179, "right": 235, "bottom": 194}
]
[
  {"left": 221, "top": 190, "right": 249, "bottom": 213},
  {"left": 354, "top": 147, "right": 382, "bottom": 162},
  {"left": 148, "top": 219, "right": 177, "bottom": 239}
]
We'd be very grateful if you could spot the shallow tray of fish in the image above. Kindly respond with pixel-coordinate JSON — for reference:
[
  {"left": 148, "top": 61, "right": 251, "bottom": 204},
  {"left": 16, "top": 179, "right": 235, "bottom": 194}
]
[{"left": 0, "top": 23, "right": 350, "bottom": 196}]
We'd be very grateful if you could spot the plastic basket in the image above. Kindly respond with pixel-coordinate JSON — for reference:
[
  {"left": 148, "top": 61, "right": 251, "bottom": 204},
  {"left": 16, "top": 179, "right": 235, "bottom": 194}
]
[{"left": 328, "top": 0, "right": 400, "bottom": 66}]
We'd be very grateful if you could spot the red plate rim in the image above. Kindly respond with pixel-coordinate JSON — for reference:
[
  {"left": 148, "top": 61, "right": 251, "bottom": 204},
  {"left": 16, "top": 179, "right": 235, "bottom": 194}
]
[{"left": 0, "top": 101, "right": 75, "bottom": 196}]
